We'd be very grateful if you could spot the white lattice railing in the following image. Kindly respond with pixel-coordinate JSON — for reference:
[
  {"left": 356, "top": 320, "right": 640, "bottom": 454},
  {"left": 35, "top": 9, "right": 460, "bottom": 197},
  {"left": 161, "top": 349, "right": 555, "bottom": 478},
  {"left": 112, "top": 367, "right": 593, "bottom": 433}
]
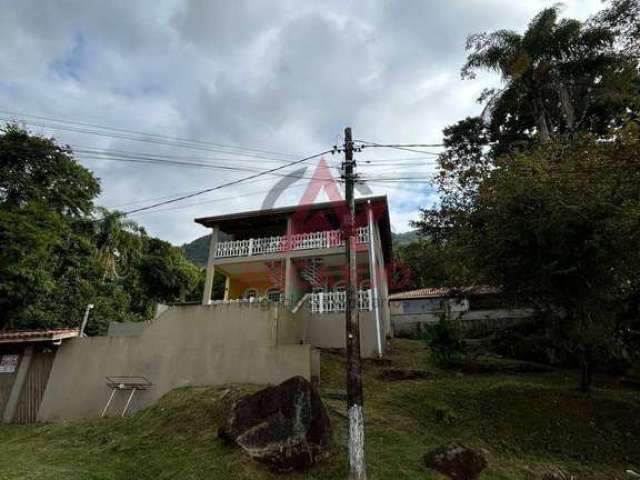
[
  {"left": 309, "top": 289, "right": 372, "bottom": 314},
  {"left": 215, "top": 227, "right": 369, "bottom": 258}
]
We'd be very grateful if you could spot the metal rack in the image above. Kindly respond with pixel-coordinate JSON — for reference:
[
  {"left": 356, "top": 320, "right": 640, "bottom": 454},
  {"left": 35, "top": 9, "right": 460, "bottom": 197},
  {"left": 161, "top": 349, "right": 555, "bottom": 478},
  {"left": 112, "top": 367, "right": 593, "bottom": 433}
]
[{"left": 101, "top": 376, "right": 152, "bottom": 417}]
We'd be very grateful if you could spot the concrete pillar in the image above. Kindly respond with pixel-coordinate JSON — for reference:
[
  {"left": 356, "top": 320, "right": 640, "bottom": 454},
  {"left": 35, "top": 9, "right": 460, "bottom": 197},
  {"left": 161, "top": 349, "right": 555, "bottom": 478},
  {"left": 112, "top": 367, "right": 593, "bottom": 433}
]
[
  {"left": 202, "top": 227, "right": 219, "bottom": 305},
  {"left": 367, "top": 200, "right": 383, "bottom": 357},
  {"left": 284, "top": 216, "right": 295, "bottom": 308},
  {"left": 285, "top": 257, "right": 293, "bottom": 307},
  {"left": 223, "top": 276, "right": 230, "bottom": 301},
  {"left": 2, "top": 345, "right": 33, "bottom": 423}
]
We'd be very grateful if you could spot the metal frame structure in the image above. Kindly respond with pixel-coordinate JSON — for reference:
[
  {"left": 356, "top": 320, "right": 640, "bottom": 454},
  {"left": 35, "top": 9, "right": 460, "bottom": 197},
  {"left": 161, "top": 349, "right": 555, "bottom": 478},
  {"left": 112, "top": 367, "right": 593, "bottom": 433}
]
[{"left": 101, "top": 376, "right": 152, "bottom": 417}]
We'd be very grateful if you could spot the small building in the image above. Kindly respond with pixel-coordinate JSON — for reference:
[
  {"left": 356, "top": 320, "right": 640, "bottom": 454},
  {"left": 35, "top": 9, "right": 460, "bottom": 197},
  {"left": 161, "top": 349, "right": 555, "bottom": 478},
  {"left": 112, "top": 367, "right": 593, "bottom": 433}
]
[
  {"left": 389, "top": 286, "right": 535, "bottom": 336},
  {"left": 0, "top": 328, "right": 78, "bottom": 423}
]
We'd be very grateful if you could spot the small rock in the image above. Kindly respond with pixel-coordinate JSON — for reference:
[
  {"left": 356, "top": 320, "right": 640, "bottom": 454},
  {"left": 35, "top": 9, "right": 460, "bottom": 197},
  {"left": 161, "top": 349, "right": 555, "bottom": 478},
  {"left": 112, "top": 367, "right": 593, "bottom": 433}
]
[
  {"left": 423, "top": 442, "right": 488, "bottom": 480},
  {"left": 378, "top": 367, "right": 433, "bottom": 381},
  {"left": 218, "top": 376, "right": 331, "bottom": 471}
]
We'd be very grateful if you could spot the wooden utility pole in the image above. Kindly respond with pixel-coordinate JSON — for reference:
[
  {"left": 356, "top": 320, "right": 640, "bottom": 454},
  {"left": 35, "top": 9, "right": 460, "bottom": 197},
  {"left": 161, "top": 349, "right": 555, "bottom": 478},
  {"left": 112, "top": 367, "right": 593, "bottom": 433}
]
[{"left": 343, "top": 126, "right": 367, "bottom": 480}]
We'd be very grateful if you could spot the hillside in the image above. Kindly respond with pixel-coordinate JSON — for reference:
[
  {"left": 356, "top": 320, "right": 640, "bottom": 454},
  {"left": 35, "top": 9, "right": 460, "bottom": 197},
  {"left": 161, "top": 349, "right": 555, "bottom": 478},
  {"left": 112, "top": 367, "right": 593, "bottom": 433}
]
[
  {"left": 392, "top": 229, "right": 421, "bottom": 246},
  {"left": 1, "top": 339, "right": 638, "bottom": 479},
  {"left": 181, "top": 230, "right": 421, "bottom": 265},
  {"left": 181, "top": 234, "right": 211, "bottom": 266}
]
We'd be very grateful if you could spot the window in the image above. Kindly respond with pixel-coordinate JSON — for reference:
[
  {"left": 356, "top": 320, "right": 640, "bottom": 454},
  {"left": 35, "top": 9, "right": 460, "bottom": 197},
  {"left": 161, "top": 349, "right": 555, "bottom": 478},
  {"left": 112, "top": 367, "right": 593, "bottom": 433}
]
[
  {"left": 266, "top": 288, "right": 282, "bottom": 302},
  {"left": 244, "top": 288, "right": 258, "bottom": 300}
]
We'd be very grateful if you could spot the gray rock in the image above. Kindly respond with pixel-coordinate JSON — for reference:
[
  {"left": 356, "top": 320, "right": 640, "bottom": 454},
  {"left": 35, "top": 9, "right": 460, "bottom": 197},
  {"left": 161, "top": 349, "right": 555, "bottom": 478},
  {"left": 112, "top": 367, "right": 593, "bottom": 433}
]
[
  {"left": 423, "top": 442, "right": 488, "bottom": 480},
  {"left": 218, "top": 376, "right": 331, "bottom": 471}
]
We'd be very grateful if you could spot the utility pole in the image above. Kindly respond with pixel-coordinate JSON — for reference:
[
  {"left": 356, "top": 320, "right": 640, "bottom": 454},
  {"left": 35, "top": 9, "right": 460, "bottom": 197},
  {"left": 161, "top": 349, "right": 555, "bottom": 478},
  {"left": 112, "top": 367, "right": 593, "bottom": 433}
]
[{"left": 342, "top": 126, "right": 367, "bottom": 480}]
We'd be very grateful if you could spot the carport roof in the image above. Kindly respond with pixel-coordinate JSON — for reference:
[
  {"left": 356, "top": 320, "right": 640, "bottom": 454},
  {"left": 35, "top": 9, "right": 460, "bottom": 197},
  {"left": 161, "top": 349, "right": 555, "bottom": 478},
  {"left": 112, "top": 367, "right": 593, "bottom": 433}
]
[{"left": 0, "top": 328, "right": 79, "bottom": 344}]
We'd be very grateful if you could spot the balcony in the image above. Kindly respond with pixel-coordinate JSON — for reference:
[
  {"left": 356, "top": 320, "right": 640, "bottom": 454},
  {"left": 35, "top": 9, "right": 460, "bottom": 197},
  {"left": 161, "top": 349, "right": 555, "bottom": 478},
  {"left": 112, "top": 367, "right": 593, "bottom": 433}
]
[
  {"left": 215, "top": 227, "right": 369, "bottom": 259},
  {"left": 309, "top": 289, "right": 372, "bottom": 313}
]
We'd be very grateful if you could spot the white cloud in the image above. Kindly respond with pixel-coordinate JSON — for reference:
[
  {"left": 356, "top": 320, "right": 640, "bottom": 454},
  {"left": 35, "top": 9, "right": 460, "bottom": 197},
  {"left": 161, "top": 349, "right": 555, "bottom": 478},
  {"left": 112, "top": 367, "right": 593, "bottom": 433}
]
[{"left": 0, "top": 0, "right": 605, "bottom": 243}]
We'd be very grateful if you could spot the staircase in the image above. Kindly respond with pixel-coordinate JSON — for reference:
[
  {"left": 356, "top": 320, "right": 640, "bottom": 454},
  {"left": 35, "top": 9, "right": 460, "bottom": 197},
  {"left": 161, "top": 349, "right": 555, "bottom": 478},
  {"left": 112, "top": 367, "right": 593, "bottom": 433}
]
[
  {"left": 265, "top": 261, "right": 284, "bottom": 288},
  {"left": 300, "top": 258, "right": 324, "bottom": 288}
]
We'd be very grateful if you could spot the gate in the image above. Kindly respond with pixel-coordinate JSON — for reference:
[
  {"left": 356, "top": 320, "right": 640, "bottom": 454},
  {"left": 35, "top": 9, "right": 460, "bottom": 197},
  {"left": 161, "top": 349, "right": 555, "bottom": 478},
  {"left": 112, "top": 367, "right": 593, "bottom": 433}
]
[{"left": 13, "top": 349, "right": 55, "bottom": 423}]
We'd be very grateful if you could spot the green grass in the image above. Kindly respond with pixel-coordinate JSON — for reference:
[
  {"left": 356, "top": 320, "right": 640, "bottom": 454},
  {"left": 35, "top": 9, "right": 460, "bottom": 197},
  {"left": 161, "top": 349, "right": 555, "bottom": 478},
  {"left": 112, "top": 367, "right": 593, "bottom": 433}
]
[{"left": 0, "top": 339, "right": 638, "bottom": 480}]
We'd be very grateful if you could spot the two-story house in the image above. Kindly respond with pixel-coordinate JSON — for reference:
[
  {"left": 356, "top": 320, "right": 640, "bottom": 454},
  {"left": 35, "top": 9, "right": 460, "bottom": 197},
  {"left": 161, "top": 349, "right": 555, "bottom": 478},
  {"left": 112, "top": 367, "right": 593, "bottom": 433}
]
[{"left": 195, "top": 195, "right": 392, "bottom": 357}]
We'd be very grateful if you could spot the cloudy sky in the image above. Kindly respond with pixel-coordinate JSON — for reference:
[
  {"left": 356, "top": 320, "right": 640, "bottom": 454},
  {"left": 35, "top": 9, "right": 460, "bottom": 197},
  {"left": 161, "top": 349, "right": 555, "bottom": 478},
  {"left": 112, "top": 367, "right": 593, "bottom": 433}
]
[{"left": 1, "top": 0, "right": 604, "bottom": 244}]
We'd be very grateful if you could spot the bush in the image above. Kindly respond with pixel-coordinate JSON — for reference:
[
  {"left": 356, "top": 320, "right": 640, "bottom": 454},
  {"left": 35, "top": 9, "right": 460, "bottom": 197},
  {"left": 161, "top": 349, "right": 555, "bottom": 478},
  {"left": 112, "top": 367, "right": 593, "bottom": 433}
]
[{"left": 422, "top": 318, "right": 466, "bottom": 365}]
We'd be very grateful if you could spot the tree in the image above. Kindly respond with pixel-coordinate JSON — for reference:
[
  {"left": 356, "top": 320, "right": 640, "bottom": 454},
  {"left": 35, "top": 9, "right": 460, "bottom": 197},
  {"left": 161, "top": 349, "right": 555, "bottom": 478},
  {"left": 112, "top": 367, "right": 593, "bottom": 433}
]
[
  {"left": 395, "top": 239, "right": 479, "bottom": 290},
  {"left": 414, "top": 4, "right": 640, "bottom": 391},
  {"left": 467, "top": 123, "right": 640, "bottom": 392},
  {"left": 93, "top": 208, "right": 145, "bottom": 280},
  {"left": 0, "top": 124, "right": 100, "bottom": 216},
  {"left": 0, "top": 125, "right": 203, "bottom": 333},
  {"left": 596, "top": 0, "right": 640, "bottom": 57},
  {"left": 464, "top": 7, "right": 638, "bottom": 147}
]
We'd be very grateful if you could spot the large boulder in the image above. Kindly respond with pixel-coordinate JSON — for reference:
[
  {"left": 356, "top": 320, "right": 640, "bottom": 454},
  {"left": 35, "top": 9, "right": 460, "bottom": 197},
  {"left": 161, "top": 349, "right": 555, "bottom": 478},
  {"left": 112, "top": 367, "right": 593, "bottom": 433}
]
[
  {"left": 423, "top": 442, "right": 488, "bottom": 480},
  {"left": 218, "top": 376, "right": 331, "bottom": 471}
]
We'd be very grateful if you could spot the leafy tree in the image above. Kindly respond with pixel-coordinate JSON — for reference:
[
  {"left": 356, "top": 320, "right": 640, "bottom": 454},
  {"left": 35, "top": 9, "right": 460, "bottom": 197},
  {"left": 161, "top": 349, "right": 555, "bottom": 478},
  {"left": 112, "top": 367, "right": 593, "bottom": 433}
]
[
  {"left": 136, "top": 238, "right": 201, "bottom": 306},
  {"left": 467, "top": 123, "right": 640, "bottom": 391},
  {"left": 596, "top": 0, "right": 640, "bottom": 56},
  {"left": 0, "top": 124, "right": 100, "bottom": 215},
  {"left": 464, "top": 6, "right": 638, "bottom": 146},
  {"left": 0, "top": 125, "right": 203, "bottom": 333},
  {"left": 395, "top": 238, "right": 479, "bottom": 290},
  {"left": 415, "top": 4, "right": 640, "bottom": 392}
]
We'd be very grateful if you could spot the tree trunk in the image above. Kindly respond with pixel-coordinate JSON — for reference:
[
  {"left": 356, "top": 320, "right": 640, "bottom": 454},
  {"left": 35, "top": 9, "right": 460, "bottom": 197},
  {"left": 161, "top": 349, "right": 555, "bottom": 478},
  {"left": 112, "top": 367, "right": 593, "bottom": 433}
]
[
  {"left": 557, "top": 82, "right": 576, "bottom": 134},
  {"left": 535, "top": 96, "right": 551, "bottom": 143}
]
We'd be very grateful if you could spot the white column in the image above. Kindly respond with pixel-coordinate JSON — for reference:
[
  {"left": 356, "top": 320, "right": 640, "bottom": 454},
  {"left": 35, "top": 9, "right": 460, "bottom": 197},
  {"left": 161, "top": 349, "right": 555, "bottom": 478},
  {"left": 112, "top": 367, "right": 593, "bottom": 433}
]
[
  {"left": 202, "top": 226, "right": 219, "bottom": 305},
  {"left": 367, "top": 200, "right": 383, "bottom": 357}
]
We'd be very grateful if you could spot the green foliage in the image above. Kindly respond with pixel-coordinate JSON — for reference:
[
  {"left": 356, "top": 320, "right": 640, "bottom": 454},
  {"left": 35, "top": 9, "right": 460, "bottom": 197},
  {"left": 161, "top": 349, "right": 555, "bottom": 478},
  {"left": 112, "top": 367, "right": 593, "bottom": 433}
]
[
  {"left": 394, "top": 238, "right": 480, "bottom": 290},
  {"left": 422, "top": 317, "right": 466, "bottom": 365},
  {"left": 415, "top": 4, "right": 640, "bottom": 391},
  {"left": 0, "top": 125, "right": 203, "bottom": 333}
]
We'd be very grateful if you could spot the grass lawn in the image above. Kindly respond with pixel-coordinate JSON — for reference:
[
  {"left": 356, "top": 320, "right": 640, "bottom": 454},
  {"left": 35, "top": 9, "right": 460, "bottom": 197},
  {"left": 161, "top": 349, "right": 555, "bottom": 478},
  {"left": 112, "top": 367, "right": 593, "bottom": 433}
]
[{"left": 0, "top": 338, "right": 638, "bottom": 480}]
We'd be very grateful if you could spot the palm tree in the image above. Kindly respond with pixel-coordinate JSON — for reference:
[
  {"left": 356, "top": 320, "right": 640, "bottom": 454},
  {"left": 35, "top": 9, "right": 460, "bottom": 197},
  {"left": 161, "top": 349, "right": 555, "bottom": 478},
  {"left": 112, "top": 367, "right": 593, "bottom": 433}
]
[
  {"left": 93, "top": 208, "right": 145, "bottom": 280},
  {"left": 463, "top": 7, "right": 630, "bottom": 143}
]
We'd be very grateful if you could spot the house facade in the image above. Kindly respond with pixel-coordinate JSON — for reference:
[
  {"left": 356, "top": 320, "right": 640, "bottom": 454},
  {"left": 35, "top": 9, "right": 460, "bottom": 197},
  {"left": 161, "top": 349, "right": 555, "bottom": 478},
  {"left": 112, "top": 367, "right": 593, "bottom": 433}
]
[
  {"left": 196, "top": 195, "right": 393, "bottom": 357},
  {"left": 35, "top": 197, "right": 393, "bottom": 422}
]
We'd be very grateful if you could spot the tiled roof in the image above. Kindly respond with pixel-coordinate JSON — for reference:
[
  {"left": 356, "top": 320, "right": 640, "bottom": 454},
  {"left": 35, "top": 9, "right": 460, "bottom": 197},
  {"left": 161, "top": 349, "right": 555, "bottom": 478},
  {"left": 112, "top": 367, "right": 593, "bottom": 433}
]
[
  {"left": 388, "top": 285, "right": 500, "bottom": 301},
  {"left": 0, "top": 328, "right": 79, "bottom": 343}
]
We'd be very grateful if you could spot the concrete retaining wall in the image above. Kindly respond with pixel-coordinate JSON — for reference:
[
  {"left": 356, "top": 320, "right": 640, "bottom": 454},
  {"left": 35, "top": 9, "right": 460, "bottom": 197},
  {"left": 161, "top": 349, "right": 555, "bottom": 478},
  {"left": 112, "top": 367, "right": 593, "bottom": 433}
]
[
  {"left": 37, "top": 304, "right": 313, "bottom": 422},
  {"left": 302, "top": 311, "right": 382, "bottom": 358}
]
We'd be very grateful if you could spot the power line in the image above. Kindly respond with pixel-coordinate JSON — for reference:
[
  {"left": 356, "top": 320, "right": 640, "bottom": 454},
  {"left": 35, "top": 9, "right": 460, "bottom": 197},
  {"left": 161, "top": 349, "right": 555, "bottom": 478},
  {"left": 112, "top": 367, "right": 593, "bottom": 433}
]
[
  {"left": 127, "top": 181, "right": 311, "bottom": 218},
  {"left": 0, "top": 113, "right": 297, "bottom": 162},
  {"left": 354, "top": 139, "right": 444, "bottom": 155},
  {"left": 115, "top": 149, "right": 334, "bottom": 217}
]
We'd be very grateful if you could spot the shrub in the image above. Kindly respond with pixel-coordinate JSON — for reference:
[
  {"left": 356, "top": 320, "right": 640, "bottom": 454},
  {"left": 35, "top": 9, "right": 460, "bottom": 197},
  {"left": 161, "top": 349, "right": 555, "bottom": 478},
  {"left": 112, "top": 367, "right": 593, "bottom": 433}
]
[{"left": 422, "top": 318, "right": 466, "bottom": 365}]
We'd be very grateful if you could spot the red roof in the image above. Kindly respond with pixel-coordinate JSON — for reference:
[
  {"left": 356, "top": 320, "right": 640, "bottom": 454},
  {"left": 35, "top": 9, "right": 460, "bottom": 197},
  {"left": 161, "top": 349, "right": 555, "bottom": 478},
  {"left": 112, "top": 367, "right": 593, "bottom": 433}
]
[
  {"left": 389, "top": 286, "right": 500, "bottom": 301},
  {"left": 0, "top": 328, "right": 79, "bottom": 344}
]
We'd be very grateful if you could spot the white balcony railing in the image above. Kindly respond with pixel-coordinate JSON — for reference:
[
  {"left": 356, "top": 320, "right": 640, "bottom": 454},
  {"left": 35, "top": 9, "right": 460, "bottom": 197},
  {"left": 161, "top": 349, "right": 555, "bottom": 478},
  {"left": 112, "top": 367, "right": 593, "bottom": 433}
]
[
  {"left": 309, "top": 289, "right": 372, "bottom": 314},
  {"left": 215, "top": 227, "right": 369, "bottom": 259}
]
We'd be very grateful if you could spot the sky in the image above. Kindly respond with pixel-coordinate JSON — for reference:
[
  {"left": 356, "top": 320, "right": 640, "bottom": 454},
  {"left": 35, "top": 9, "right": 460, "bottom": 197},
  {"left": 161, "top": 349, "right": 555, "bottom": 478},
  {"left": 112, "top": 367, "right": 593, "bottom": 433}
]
[{"left": 0, "top": 0, "right": 604, "bottom": 245}]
